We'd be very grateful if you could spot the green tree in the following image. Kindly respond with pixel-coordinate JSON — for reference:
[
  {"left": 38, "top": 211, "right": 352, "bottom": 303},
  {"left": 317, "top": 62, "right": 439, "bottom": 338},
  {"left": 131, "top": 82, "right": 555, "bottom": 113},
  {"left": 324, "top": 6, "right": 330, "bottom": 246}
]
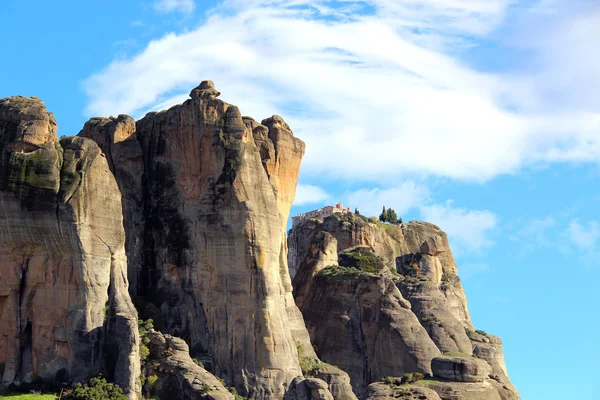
[
  {"left": 379, "top": 206, "right": 387, "bottom": 222},
  {"left": 386, "top": 208, "right": 398, "bottom": 224},
  {"left": 63, "top": 376, "right": 128, "bottom": 400}
]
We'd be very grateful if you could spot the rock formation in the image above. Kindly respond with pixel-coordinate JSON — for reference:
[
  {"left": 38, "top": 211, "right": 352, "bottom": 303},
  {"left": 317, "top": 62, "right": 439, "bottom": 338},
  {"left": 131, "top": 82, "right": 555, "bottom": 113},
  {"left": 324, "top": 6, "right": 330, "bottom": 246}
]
[
  {"left": 289, "top": 213, "right": 520, "bottom": 400},
  {"left": 0, "top": 82, "right": 520, "bottom": 400},
  {"left": 0, "top": 97, "right": 140, "bottom": 397},
  {"left": 143, "top": 329, "right": 234, "bottom": 400},
  {"left": 78, "top": 81, "right": 352, "bottom": 400}
]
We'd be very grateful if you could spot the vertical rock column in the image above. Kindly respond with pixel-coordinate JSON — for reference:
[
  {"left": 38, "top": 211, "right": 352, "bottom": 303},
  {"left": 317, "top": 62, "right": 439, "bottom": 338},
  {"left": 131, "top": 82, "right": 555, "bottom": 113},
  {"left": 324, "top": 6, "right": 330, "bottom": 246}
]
[
  {"left": 88, "top": 82, "right": 307, "bottom": 399},
  {"left": 0, "top": 96, "right": 140, "bottom": 398}
]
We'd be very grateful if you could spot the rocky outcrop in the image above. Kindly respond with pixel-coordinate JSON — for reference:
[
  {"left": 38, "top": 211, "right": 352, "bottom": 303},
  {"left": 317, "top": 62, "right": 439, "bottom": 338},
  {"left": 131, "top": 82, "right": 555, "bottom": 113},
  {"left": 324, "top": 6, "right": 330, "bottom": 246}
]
[
  {"left": 365, "top": 382, "right": 441, "bottom": 400},
  {"left": 291, "top": 230, "right": 440, "bottom": 396},
  {"left": 0, "top": 97, "right": 140, "bottom": 397},
  {"left": 417, "top": 381, "right": 502, "bottom": 400},
  {"left": 78, "top": 114, "right": 144, "bottom": 298},
  {"left": 143, "top": 330, "right": 233, "bottom": 400},
  {"left": 431, "top": 356, "right": 491, "bottom": 383},
  {"left": 469, "top": 333, "right": 520, "bottom": 400},
  {"left": 80, "top": 81, "right": 348, "bottom": 399},
  {"left": 289, "top": 213, "right": 520, "bottom": 399},
  {"left": 0, "top": 82, "right": 521, "bottom": 400}
]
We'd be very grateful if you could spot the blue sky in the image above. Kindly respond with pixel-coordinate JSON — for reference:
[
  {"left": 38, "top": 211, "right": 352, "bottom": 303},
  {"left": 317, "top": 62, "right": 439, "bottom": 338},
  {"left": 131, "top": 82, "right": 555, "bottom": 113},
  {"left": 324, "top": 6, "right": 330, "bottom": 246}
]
[{"left": 1, "top": 1, "right": 599, "bottom": 399}]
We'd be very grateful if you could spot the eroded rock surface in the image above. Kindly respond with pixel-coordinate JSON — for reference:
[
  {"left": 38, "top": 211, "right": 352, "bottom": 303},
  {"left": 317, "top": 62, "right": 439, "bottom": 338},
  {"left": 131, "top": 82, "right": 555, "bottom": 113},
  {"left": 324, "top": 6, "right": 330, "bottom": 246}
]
[
  {"left": 0, "top": 97, "right": 140, "bottom": 397},
  {"left": 0, "top": 83, "right": 521, "bottom": 400},
  {"left": 365, "top": 382, "right": 441, "bottom": 400},
  {"left": 143, "top": 330, "right": 233, "bottom": 400},
  {"left": 81, "top": 81, "right": 344, "bottom": 399},
  {"left": 431, "top": 356, "right": 492, "bottom": 383},
  {"left": 289, "top": 213, "right": 520, "bottom": 399}
]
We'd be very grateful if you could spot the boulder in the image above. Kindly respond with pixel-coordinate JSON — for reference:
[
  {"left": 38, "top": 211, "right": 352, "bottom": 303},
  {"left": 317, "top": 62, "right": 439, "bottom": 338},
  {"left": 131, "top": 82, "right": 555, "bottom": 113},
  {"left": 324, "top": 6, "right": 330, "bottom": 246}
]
[
  {"left": 431, "top": 356, "right": 492, "bottom": 383},
  {"left": 419, "top": 380, "right": 502, "bottom": 400},
  {"left": 144, "top": 330, "right": 233, "bottom": 400}
]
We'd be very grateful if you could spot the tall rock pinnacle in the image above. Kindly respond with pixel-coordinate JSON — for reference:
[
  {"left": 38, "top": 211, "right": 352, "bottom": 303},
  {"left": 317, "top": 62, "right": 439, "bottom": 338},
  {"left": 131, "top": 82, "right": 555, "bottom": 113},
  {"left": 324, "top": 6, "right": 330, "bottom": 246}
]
[{"left": 0, "top": 96, "right": 141, "bottom": 397}]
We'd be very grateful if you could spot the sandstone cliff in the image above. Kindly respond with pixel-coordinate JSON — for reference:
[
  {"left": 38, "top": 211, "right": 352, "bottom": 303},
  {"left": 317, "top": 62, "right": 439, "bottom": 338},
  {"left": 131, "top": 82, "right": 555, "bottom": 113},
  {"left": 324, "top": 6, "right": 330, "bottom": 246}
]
[
  {"left": 79, "top": 81, "right": 353, "bottom": 400},
  {"left": 0, "top": 83, "right": 520, "bottom": 400},
  {"left": 0, "top": 97, "right": 140, "bottom": 397},
  {"left": 289, "top": 213, "right": 520, "bottom": 400}
]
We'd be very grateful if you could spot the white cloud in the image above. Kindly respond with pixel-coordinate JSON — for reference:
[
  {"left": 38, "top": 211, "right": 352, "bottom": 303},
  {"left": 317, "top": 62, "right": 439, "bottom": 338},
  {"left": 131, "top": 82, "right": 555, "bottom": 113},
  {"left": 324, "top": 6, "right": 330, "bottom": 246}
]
[
  {"left": 509, "top": 216, "right": 556, "bottom": 252},
  {"left": 567, "top": 220, "right": 600, "bottom": 250},
  {"left": 420, "top": 200, "right": 497, "bottom": 252},
  {"left": 293, "top": 184, "right": 330, "bottom": 206},
  {"left": 153, "top": 0, "right": 195, "bottom": 13},
  {"left": 343, "top": 181, "right": 429, "bottom": 218},
  {"left": 84, "top": 0, "right": 600, "bottom": 183}
]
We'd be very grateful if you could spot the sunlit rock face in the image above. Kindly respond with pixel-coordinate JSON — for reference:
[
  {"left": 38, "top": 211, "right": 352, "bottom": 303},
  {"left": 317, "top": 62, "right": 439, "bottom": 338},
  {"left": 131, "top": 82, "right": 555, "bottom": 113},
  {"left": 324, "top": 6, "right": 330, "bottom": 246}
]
[
  {"left": 81, "top": 81, "right": 352, "bottom": 399},
  {"left": 289, "top": 214, "right": 520, "bottom": 400},
  {"left": 0, "top": 96, "right": 140, "bottom": 398}
]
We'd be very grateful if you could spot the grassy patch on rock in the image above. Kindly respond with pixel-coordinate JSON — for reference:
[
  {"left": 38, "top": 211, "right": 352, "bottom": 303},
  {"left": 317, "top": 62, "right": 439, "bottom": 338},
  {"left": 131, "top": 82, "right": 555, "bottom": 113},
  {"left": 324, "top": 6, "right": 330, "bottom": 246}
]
[{"left": 316, "top": 247, "right": 389, "bottom": 282}]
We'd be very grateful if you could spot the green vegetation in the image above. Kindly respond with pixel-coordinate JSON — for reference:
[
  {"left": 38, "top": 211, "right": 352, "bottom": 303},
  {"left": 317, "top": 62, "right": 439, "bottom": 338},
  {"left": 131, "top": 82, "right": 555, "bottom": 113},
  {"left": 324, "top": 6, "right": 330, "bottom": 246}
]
[
  {"left": 420, "top": 316, "right": 442, "bottom": 325},
  {"left": 192, "top": 358, "right": 204, "bottom": 368},
  {"left": 441, "top": 272, "right": 459, "bottom": 286},
  {"left": 378, "top": 206, "right": 403, "bottom": 224},
  {"left": 2, "top": 394, "right": 57, "bottom": 399},
  {"left": 61, "top": 376, "right": 127, "bottom": 400},
  {"left": 382, "top": 372, "right": 425, "bottom": 387},
  {"left": 317, "top": 265, "right": 372, "bottom": 282},
  {"left": 380, "top": 223, "right": 404, "bottom": 243},
  {"left": 338, "top": 248, "right": 386, "bottom": 273},
  {"left": 138, "top": 319, "right": 154, "bottom": 389},
  {"left": 418, "top": 377, "right": 447, "bottom": 385},
  {"left": 402, "top": 276, "right": 420, "bottom": 284},
  {"left": 400, "top": 262, "right": 420, "bottom": 278},
  {"left": 316, "top": 248, "right": 389, "bottom": 282},
  {"left": 138, "top": 318, "right": 154, "bottom": 367},
  {"left": 296, "top": 342, "right": 327, "bottom": 377},
  {"left": 465, "top": 327, "right": 488, "bottom": 340},
  {"left": 228, "top": 386, "right": 246, "bottom": 400}
]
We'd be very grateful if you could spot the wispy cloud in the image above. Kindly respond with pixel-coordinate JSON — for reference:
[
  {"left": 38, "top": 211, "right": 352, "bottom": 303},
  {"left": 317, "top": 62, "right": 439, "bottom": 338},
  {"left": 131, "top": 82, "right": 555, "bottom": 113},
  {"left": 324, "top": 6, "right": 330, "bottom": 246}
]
[
  {"left": 420, "top": 200, "right": 497, "bottom": 253},
  {"left": 294, "top": 184, "right": 330, "bottom": 206},
  {"left": 566, "top": 219, "right": 600, "bottom": 250},
  {"left": 153, "top": 0, "right": 195, "bottom": 14},
  {"left": 343, "top": 181, "right": 430, "bottom": 218},
  {"left": 84, "top": 0, "right": 600, "bottom": 183},
  {"left": 509, "top": 216, "right": 556, "bottom": 254}
]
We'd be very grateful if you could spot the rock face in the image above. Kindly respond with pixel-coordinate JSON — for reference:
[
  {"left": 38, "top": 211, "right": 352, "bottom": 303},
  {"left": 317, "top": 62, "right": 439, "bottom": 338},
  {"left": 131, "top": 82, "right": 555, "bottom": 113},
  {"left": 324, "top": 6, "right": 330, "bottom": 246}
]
[
  {"left": 431, "top": 356, "right": 492, "bottom": 383},
  {"left": 0, "top": 83, "right": 521, "bottom": 400},
  {"left": 143, "top": 330, "right": 234, "bottom": 400},
  {"left": 291, "top": 233, "right": 440, "bottom": 397},
  {"left": 289, "top": 213, "right": 520, "bottom": 400},
  {"left": 365, "top": 382, "right": 441, "bottom": 400},
  {"left": 80, "top": 81, "right": 349, "bottom": 400},
  {"left": 0, "top": 97, "right": 140, "bottom": 396}
]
